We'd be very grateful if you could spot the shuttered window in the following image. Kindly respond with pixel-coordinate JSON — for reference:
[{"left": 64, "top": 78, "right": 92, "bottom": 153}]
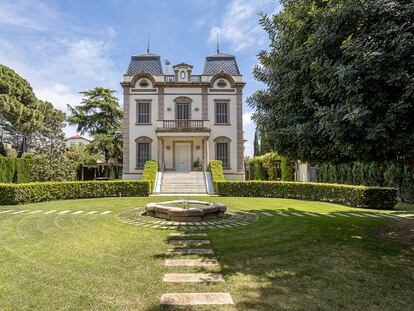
[
  {"left": 216, "top": 142, "right": 229, "bottom": 168},
  {"left": 215, "top": 102, "right": 228, "bottom": 124},
  {"left": 137, "top": 143, "right": 150, "bottom": 168},
  {"left": 137, "top": 102, "right": 151, "bottom": 124}
]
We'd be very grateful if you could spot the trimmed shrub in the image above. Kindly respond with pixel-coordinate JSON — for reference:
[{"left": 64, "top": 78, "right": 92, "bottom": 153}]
[
  {"left": 0, "top": 180, "right": 150, "bottom": 205},
  {"left": 215, "top": 181, "right": 397, "bottom": 210},
  {"left": 209, "top": 160, "right": 225, "bottom": 191},
  {"left": 0, "top": 158, "right": 34, "bottom": 183},
  {"left": 281, "top": 157, "right": 294, "bottom": 181},
  {"left": 142, "top": 160, "right": 158, "bottom": 192}
]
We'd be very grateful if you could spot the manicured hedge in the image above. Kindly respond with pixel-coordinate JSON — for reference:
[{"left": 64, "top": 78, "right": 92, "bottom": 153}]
[
  {"left": 209, "top": 160, "right": 225, "bottom": 192},
  {"left": 142, "top": 160, "right": 158, "bottom": 192},
  {"left": 215, "top": 181, "right": 398, "bottom": 210},
  {"left": 0, "top": 158, "right": 34, "bottom": 183},
  {"left": 0, "top": 180, "right": 150, "bottom": 205}
]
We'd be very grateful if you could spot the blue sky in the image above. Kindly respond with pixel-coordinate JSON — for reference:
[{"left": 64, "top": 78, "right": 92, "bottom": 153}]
[{"left": 0, "top": 0, "right": 281, "bottom": 156}]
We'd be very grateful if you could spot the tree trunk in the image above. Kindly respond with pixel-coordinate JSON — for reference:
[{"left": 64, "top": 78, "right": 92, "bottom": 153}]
[{"left": 17, "top": 136, "right": 26, "bottom": 158}]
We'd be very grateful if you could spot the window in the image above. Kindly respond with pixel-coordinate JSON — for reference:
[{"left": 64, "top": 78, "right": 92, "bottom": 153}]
[
  {"left": 137, "top": 143, "right": 150, "bottom": 168},
  {"left": 139, "top": 79, "right": 149, "bottom": 87},
  {"left": 137, "top": 102, "right": 151, "bottom": 124},
  {"left": 136, "top": 136, "right": 152, "bottom": 169},
  {"left": 215, "top": 102, "right": 229, "bottom": 124},
  {"left": 216, "top": 142, "right": 229, "bottom": 168},
  {"left": 217, "top": 79, "right": 227, "bottom": 88}
]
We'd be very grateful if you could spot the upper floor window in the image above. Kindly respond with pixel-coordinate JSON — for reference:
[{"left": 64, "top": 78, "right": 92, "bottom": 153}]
[
  {"left": 217, "top": 79, "right": 227, "bottom": 88},
  {"left": 137, "top": 101, "right": 151, "bottom": 124},
  {"left": 215, "top": 101, "right": 229, "bottom": 124},
  {"left": 139, "top": 79, "right": 149, "bottom": 88}
]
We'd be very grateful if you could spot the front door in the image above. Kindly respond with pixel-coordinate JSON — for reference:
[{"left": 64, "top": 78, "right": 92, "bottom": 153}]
[{"left": 175, "top": 143, "right": 191, "bottom": 171}]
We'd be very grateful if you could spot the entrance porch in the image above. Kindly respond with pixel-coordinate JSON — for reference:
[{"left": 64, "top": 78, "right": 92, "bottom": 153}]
[{"left": 157, "top": 136, "right": 209, "bottom": 172}]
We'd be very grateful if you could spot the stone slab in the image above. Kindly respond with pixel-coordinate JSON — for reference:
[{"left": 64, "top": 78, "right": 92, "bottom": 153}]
[
  {"left": 261, "top": 212, "right": 273, "bottom": 217},
  {"left": 333, "top": 213, "right": 350, "bottom": 217},
  {"left": 165, "top": 258, "right": 219, "bottom": 267},
  {"left": 166, "top": 248, "right": 214, "bottom": 255},
  {"left": 0, "top": 210, "right": 14, "bottom": 214},
  {"left": 11, "top": 210, "right": 28, "bottom": 214},
  {"left": 163, "top": 273, "right": 224, "bottom": 283},
  {"left": 86, "top": 211, "right": 98, "bottom": 215},
  {"left": 275, "top": 212, "right": 289, "bottom": 217},
  {"left": 58, "top": 210, "right": 70, "bottom": 215},
  {"left": 72, "top": 211, "right": 84, "bottom": 215},
  {"left": 28, "top": 210, "right": 42, "bottom": 214},
  {"left": 291, "top": 212, "right": 304, "bottom": 217},
  {"left": 160, "top": 293, "right": 234, "bottom": 305},
  {"left": 349, "top": 213, "right": 366, "bottom": 217},
  {"left": 304, "top": 212, "right": 320, "bottom": 217},
  {"left": 43, "top": 210, "right": 56, "bottom": 214},
  {"left": 169, "top": 240, "right": 210, "bottom": 245},
  {"left": 100, "top": 211, "right": 111, "bottom": 215}
]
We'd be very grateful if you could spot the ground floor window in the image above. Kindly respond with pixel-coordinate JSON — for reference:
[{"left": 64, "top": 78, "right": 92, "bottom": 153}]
[
  {"left": 216, "top": 142, "right": 230, "bottom": 168},
  {"left": 136, "top": 136, "right": 152, "bottom": 169}
]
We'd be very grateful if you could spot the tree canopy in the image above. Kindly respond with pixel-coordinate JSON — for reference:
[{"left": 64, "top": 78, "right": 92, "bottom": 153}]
[
  {"left": 0, "top": 64, "right": 66, "bottom": 156},
  {"left": 249, "top": 0, "right": 414, "bottom": 163},
  {"left": 67, "top": 87, "right": 123, "bottom": 164}
]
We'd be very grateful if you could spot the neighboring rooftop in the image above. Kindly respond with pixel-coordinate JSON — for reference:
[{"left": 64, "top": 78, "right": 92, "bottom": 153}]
[
  {"left": 66, "top": 135, "right": 90, "bottom": 141},
  {"left": 126, "top": 53, "right": 163, "bottom": 75},
  {"left": 203, "top": 53, "right": 240, "bottom": 76}
]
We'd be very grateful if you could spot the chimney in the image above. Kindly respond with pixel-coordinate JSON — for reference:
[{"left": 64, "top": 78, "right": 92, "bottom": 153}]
[{"left": 165, "top": 59, "right": 171, "bottom": 75}]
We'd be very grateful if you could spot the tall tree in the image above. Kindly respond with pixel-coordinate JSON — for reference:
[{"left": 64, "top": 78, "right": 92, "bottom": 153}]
[
  {"left": 249, "top": 0, "right": 414, "bottom": 163},
  {"left": 253, "top": 128, "right": 260, "bottom": 156},
  {"left": 67, "top": 87, "right": 123, "bottom": 164},
  {"left": 0, "top": 64, "right": 65, "bottom": 156}
]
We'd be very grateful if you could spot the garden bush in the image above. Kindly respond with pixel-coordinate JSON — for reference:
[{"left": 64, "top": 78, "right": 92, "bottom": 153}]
[
  {"left": 215, "top": 181, "right": 397, "bottom": 210},
  {"left": 0, "top": 158, "right": 34, "bottom": 183},
  {"left": 245, "top": 152, "right": 294, "bottom": 181},
  {"left": 142, "top": 160, "right": 158, "bottom": 192},
  {"left": 317, "top": 161, "right": 414, "bottom": 202},
  {"left": 0, "top": 180, "right": 150, "bottom": 205},
  {"left": 209, "top": 160, "right": 225, "bottom": 191}
]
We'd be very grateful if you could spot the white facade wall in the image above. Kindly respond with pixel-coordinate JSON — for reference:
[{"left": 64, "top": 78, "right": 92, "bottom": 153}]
[{"left": 122, "top": 68, "right": 245, "bottom": 181}]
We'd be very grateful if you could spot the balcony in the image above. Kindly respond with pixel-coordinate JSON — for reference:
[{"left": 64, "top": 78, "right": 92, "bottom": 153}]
[
  {"left": 155, "top": 120, "right": 211, "bottom": 134},
  {"left": 163, "top": 75, "right": 202, "bottom": 82}
]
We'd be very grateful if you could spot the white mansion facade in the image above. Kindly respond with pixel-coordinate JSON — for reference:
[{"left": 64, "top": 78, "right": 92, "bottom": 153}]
[{"left": 121, "top": 51, "right": 245, "bottom": 181}]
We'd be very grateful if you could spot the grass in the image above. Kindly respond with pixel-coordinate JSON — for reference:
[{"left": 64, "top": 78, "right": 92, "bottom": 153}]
[{"left": 0, "top": 197, "right": 413, "bottom": 310}]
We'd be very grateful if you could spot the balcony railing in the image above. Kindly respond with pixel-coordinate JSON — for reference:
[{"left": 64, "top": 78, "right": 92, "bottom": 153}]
[
  {"left": 162, "top": 120, "right": 205, "bottom": 129},
  {"left": 163, "top": 75, "right": 202, "bottom": 82}
]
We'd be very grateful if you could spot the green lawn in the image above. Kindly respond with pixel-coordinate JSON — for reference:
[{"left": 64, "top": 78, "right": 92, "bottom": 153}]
[{"left": 0, "top": 197, "right": 413, "bottom": 310}]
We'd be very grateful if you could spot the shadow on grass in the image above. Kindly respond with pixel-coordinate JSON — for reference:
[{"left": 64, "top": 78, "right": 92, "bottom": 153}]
[{"left": 145, "top": 208, "right": 414, "bottom": 311}]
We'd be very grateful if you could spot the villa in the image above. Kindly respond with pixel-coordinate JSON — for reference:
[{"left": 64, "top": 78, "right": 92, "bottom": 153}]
[{"left": 121, "top": 49, "right": 245, "bottom": 193}]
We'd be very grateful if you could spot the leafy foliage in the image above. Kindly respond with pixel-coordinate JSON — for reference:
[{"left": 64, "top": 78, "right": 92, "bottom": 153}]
[
  {"left": 215, "top": 181, "right": 398, "bottom": 210},
  {"left": 249, "top": 0, "right": 414, "bottom": 163},
  {"left": 142, "top": 160, "right": 158, "bottom": 192},
  {"left": 245, "top": 152, "right": 294, "bottom": 181},
  {"left": 67, "top": 88, "right": 123, "bottom": 165},
  {"left": 0, "top": 65, "right": 65, "bottom": 156},
  {"left": 30, "top": 144, "right": 77, "bottom": 182},
  {"left": 0, "top": 158, "right": 34, "bottom": 183},
  {"left": 209, "top": 160, "right": 225, "bottom": 191},
  {"left": 318, "top": 161, "right": 414, "bottom": 202},
  {"left": 0, "top": 180, "right": 150, "bottom": 205}
]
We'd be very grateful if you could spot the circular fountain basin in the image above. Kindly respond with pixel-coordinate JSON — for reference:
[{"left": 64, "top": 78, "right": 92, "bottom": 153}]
[{"left": 145, "top": 200, "right": 227, "bottom": 222}]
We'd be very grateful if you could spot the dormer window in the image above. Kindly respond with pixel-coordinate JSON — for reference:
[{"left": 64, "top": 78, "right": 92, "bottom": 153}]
[
  {"left": 139, "top": 79, "right": 149, "bottom": 87},
  {"left": 217, "top": 79, "right": 227, "bottom": 88}
]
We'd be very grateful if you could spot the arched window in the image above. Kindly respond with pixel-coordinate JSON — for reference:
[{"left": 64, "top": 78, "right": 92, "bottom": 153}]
[
  {"left": 135, "top": 136, "right": 152, "bottom": 169},
  {"left": 214, "top": 136, "right": 231, "bottom": 168}
]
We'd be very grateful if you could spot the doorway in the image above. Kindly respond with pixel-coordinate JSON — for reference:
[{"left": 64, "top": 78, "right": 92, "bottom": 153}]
[{"left": 175, "top": 143, "right": 191, "bottom": 171}]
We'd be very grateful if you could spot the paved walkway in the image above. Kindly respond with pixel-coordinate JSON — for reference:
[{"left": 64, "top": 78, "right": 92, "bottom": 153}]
[{"left": 160, "top": 232, "right": 234, "bottom": 306}]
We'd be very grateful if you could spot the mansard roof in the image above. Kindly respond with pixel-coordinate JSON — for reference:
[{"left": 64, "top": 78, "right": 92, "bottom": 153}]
[
  {"left": 126, "top": 53, "right": 163, "bottom": 75},
  {"left": 203, "top": 53, "right": 240, "bottom": 76}
]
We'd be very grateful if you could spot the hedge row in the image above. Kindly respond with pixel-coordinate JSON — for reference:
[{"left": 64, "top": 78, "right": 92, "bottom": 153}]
[
  {"left": 0, "top": 158, "right": 34, "bottom": 183},
  {"left": 0, "top": 180, "right": 150, "bottom": 205},
  {"left": 245, "top": 152, "right": 294, "bottom": 181},
  {"left": 215, "top": 181, "right": 398, "bottom": 210},
  {"left": 317, "top": 161, "right": 414, "bottom": 202},
  {"left": 209, "top": 160, "right": 225, "bottom": 192},
  {"left": 142, "top": 160, "right": 158, "bottom": 192}
]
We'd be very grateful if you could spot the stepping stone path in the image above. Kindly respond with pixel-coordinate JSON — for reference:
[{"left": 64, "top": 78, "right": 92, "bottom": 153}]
[
  {"left": 0, "top": 209, "right": 113, "bottom": 217},
  {"left": 118, "top": 208, "right": 258, "bottom": 230},
  {"left": 160, "top": 232, "right": 234, "bottom": 306}
]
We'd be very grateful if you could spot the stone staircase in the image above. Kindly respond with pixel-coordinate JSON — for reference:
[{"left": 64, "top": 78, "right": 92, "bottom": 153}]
[{"left": 160, "top": 171, "right": 207, "bottom": 194}]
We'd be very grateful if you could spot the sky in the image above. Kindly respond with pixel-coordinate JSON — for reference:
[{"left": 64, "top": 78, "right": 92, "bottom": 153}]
[{"left": 0, "top": 0, "right": 282, "bottom": 156}]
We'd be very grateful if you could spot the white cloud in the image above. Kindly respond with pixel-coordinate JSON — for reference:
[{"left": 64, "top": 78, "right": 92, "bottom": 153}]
[
  {"left": 0, "top": 0, "right": 59, "bottom": 31},
  {"left": 209, "top": 0, "right": 278, "bottom": 51},
  {"left": 243, "top": 111, "right": 254, "bottom": 126},
  {"left": 243, "top": 111, "right": 256, "bottom": 157},
  {"left": 0, "top": 1, "right": 119, "bottom": 138}
]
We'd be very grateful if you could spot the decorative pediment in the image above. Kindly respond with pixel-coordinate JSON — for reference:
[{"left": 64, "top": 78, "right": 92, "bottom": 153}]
[
  {"left": 173, "top": 96, "right": 193, "bottom": 104},
  {"left": 213, "top": 136, "right": 232, "bottom": 143},
  {"left": 135, "top": 136, "right": 153, "bottom": 143}
]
